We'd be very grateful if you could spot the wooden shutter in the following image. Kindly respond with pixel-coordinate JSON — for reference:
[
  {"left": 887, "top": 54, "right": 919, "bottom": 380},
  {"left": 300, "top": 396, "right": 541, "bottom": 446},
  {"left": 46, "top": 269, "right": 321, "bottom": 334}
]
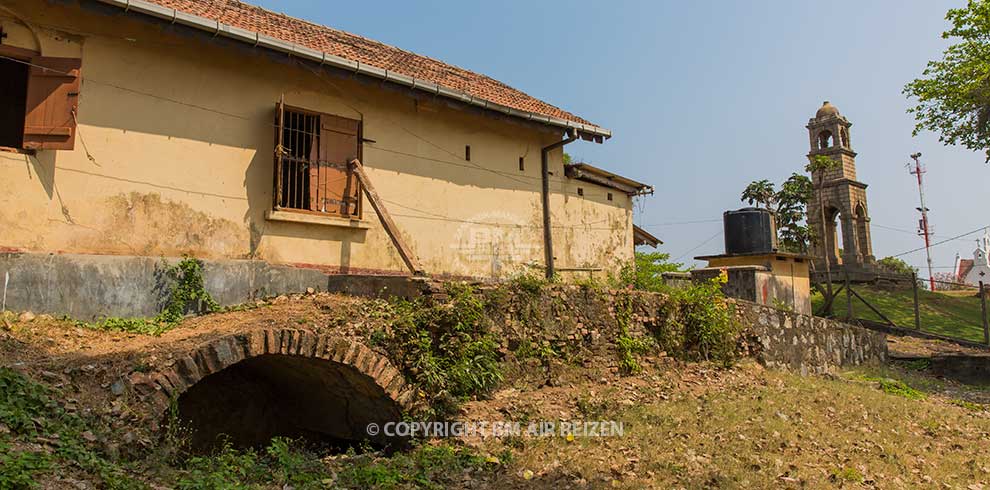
[
  {"left": 315, "top": 114, "right": 361, "bottom": 217},
  {"left": 272, "top": 96, "right": 285, "bottom": 209},
  {"left": 23, "top": 56, "right": 81, "bottom": 150}
]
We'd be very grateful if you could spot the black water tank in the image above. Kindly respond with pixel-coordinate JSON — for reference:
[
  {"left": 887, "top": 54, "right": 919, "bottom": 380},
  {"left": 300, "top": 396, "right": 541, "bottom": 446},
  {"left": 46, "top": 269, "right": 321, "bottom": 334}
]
[{"left": 723, "top": 208, "right": 777, "bottom": 254}]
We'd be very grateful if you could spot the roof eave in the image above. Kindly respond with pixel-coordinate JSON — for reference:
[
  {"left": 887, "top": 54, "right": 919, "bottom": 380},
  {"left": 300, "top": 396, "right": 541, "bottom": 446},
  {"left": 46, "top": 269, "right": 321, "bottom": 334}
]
[
  {"left": 93, "top": 0, "right": 612, "bottom": 139},
  {"left": 564, "top": 163, "right": 653, "bottom": 196}
]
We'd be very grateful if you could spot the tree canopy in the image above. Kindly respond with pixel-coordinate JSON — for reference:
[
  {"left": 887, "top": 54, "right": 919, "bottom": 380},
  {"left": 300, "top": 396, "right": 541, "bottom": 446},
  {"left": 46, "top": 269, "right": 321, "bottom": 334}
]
[
  {"left": 904, "top": 0, "right": 990, "bottom": 162},
  {"left": 739, "top": 173, "right": 812, "bottom": 253}
]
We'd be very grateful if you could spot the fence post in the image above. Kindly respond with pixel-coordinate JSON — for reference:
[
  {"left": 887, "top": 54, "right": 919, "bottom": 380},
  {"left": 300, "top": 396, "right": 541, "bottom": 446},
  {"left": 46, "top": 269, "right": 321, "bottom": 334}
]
[
  {"left": 912, "top": 273, "right": 921, "bottom": 331},
  {"left": 980, "top": 281, "right": 988, "bottom": 346}
]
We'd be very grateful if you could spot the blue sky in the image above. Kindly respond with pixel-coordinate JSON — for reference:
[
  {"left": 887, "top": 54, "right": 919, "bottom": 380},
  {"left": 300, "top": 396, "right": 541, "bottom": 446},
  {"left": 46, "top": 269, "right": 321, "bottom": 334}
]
[{"left": 254, "top": 0, "right": 986, "bottom": 275}]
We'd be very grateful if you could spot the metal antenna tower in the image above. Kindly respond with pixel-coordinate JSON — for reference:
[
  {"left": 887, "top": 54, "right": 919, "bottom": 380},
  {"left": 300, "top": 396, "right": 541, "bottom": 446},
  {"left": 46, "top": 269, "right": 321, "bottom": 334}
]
[{"left": 909, "top": 152, "right": 935, "bottom": 290}]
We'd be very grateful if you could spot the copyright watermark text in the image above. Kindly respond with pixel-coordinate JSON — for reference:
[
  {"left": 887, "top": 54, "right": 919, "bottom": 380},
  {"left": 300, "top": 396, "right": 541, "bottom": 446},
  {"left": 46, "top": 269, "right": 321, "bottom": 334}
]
[{"left": 365, "top": 420, "right": 624, "bottom": 438}]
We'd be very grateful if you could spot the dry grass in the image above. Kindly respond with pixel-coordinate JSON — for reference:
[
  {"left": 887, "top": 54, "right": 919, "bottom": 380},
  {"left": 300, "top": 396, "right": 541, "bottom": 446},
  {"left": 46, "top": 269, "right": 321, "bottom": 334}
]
[{"left": 463, "top": 361, "right": 990, "bottom": 489}]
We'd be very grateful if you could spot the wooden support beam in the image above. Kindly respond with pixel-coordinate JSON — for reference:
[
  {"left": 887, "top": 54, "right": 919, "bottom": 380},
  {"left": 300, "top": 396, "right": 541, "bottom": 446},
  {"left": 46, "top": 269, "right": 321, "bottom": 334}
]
[
  {"left": 815, "top": 283, "right": 845, "bottom": 317},
  {"left": 849, "top": 287, "right": 896, "bottom": 327},
  {"left": 349, "top": 159, "right": 425, "bottom": 276}
]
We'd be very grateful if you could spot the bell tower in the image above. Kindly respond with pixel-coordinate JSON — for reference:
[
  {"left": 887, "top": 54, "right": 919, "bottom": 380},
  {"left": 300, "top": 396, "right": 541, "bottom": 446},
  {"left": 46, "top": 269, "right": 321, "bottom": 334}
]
[{"left": 805, "top": 101, "right": 876, "bottom": 270}]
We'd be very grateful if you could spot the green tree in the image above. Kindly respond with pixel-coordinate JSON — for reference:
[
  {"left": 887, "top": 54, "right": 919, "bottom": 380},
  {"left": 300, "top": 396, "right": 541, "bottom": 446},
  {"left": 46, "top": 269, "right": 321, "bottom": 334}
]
[
  {"left": 806, "top": 155, "right": 842, "bottom": 311},
  {"left": 621, "top": 251, "right": 684, "bottom": 292},
  {"left": 877, "top": 256, "right": 919, "bottom": 276},
  {"left": 740, "top": 179, "right": 776, "bottom": 212},
  {"left": 739, "top": 173, "right": 812, "bottom": 253},
  {"left": 904, "top": 0, "right": 990, "bottom": 162}
]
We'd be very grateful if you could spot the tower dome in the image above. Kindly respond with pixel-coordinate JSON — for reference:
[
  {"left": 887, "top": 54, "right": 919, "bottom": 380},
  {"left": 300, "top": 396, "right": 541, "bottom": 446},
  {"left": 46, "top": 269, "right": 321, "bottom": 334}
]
[{"left": 816, "top": 100, "right": 840, "bottom": 118}]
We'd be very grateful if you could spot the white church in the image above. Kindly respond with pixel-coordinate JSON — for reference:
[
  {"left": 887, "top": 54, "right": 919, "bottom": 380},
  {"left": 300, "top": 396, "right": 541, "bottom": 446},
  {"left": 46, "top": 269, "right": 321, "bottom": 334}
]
[{"left": 954, "top": 230, "right": 990, "bottom": 286}]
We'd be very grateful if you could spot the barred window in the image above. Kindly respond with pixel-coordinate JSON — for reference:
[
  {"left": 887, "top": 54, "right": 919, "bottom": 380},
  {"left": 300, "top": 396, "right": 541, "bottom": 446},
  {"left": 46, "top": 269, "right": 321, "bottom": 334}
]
[{"left": 273, "top": 102, "right": 362, "bottom": 218}]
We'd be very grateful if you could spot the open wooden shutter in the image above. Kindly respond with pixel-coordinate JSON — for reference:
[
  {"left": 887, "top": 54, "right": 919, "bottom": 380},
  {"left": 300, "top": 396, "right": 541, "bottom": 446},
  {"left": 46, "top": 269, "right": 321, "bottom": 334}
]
[
  {"left": 273, "top": 96, "right": 285, "bottom": 209},
  {"left": 23, "top": 56, "right": 81, "bottom": 150},
  {"left": 315, "top": 114, "right": 361, "bottom": 217}
]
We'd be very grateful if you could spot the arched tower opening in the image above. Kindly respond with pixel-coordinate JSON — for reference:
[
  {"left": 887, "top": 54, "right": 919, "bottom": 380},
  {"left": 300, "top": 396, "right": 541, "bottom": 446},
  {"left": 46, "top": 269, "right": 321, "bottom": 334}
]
[{"left": 817, "top": 130, "right": 833, "bottom": 150}]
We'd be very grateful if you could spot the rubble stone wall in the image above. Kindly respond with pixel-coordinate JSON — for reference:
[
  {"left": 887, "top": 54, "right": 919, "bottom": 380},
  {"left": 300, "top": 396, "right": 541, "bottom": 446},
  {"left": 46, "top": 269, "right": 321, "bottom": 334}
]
[{"left": 483, "top": 286, "right": 886, "bottom": 375}]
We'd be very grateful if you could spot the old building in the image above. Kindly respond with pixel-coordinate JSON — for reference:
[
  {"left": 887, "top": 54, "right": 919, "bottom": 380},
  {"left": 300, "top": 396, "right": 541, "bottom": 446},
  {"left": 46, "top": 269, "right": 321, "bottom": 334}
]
[
  {"left": 805, "top": 101, "right": 876, "bottom": 274},
  {"left": 0, "top": 0, "right": 651, "bottom": 310}
]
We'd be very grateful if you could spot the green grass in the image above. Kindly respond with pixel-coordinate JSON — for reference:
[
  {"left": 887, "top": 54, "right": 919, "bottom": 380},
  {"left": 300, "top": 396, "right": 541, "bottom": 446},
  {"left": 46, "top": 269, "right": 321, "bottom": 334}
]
[{"left": 812, "top": 285, "right": 988, "bottom": 343}]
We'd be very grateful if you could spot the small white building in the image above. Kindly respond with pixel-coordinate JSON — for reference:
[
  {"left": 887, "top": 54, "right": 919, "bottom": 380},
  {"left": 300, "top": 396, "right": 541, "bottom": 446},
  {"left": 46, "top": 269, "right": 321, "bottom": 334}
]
[{"left": 954, "top": 230, "right": 990, "bottom": 286}]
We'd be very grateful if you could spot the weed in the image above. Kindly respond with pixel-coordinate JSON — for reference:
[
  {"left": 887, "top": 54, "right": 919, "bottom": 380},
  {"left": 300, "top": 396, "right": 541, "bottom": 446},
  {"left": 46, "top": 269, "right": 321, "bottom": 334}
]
[
  {"left": 507, "top": 270, "right": 552, "bottom": 295},
  {"left": 377, "top": 283, "right": 503, "bottom": 416},
  {"left": 575, "top": 396, "right": 614, "bottom": 419},
  {"left": 870, "top": 378, "right": 926, "bottom": 400},
  {"left": 0, "top": 368, "right": 142, "bottom": 489},
  {"left": 664, "top": 276, "right": 738, "bottom": 365},
  {"left": 333, "top": 443, "right": 491, "bottom": 489},
  {"left": 80, "top": 257, "right": 220, "bottom": 336},
  {"left": 830, "top": 467, "right": 864, "bottom": 483},
  {"left": 615, "top": 292, "right": 655, "bottom": 374},
  {"left": 0, "top": 444, "right": 51, "bottom": 489},
  {"left": 899, "top": 358, "right": 932, "bottom": 371},
  {"left": 950, "top": 399, "right": 985, "bottom": 411}
]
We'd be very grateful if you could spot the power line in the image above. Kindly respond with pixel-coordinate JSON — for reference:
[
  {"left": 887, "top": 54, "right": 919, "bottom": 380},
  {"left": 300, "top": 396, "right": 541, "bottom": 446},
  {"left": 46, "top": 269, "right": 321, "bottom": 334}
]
[
  {"left": 890, "top": 225, "right": 989, "bottom": 258},
  {"left": 871, "top": 223, "right": 917, "bottom": 235},
  {"left": 673, "top": 230, "right": 723, "bottom": 262},
  {"left": 644, "top": 218, "right": 722, "bottom": 227}
]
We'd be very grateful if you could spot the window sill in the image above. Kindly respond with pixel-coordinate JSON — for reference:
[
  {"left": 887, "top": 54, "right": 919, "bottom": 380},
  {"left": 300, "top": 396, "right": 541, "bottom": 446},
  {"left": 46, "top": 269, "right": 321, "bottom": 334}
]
[{"left": 265, "top": 209, "right": 370, "bottom": 229}]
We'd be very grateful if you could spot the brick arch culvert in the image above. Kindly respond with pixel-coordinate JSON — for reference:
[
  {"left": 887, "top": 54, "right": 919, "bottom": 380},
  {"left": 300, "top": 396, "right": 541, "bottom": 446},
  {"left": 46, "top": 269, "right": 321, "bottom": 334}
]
[{"left": 124, "top": 328, "right": 419, "bottom": 453}]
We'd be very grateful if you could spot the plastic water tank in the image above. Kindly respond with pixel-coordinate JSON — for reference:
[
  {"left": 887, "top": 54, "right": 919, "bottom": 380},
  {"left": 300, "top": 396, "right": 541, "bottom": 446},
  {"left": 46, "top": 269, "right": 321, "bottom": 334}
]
[{"left": 723, "top": 208, "right": 778, "bottom": 254}]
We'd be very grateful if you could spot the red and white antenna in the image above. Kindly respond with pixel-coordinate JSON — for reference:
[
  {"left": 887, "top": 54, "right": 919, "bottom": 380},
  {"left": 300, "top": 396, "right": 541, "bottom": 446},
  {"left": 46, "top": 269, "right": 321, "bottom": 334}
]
[{"left": 909, "top": 152, "right": 935, "bottom": 290}]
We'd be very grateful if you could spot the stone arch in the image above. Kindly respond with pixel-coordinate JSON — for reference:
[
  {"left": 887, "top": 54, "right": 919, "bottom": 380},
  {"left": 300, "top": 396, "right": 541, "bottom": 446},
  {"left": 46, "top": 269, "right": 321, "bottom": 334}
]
[
  {"left": 840, "top": 127, "right": 850, "bottom": 148},
  {"left": 822, "top": 205, "right": 843, "bottom": 264},
  {"left": 125, "top": 329, "right": 416, "bottom": 451},
  {"left": 818, "top": 130, "right": 833, "bottom": 149},
  {"left": 854, "top": 202, "right": 870, "bottom": 260}
]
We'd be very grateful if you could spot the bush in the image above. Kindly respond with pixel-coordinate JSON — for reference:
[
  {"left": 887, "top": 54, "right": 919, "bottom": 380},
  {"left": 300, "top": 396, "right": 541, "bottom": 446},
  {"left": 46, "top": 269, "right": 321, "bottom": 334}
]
[
  {"left": 375, "top": 283, "right": 503, "bottom": 416},
  {"left": 672, "top": 277, "right": 737, "bottom": 363},
  {"left": 619, "top": 251, "right": 684, "bottom": 292}
]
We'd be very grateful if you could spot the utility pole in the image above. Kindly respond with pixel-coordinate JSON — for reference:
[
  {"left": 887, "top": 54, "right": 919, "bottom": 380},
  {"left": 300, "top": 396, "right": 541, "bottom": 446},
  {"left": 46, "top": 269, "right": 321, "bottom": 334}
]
[{"left": 909, "top": 152, "right": 936, "bottom": 291}]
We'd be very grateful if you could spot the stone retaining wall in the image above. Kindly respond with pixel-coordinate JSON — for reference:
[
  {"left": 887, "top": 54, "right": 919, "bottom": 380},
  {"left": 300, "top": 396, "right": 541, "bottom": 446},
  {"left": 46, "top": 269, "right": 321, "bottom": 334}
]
[
  {"left": 736, "top": 301, "right": 887, "bottom": 374},
  {"left": 482, "top": 286, "right": 886, "bottom": 375}
]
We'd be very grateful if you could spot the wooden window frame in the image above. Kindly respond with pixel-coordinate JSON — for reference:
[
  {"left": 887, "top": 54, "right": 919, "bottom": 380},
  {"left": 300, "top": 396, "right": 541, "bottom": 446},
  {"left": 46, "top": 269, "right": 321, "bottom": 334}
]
[
  {"left": 0, "top": 45, "right": 81, "bottom": 151},
  {"left": 273, "top": 102, "right": 363, "bottom": 220}
]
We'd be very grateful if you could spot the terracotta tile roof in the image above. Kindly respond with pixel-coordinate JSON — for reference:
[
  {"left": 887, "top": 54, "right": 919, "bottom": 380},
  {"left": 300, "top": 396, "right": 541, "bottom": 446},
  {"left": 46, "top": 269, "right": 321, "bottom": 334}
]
[
  {"left": 139, "top": 0, "right": 600, "bottom": 129},
  {"left": 958, "top": 259, "right": 974, "bottom": 282}
]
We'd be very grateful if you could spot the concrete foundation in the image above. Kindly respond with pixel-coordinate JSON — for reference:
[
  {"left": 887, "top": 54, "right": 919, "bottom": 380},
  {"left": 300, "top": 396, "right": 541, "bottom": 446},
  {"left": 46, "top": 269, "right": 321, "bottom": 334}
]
[{"left": 0, "top": 251, "right": 427, "bottom": 320}]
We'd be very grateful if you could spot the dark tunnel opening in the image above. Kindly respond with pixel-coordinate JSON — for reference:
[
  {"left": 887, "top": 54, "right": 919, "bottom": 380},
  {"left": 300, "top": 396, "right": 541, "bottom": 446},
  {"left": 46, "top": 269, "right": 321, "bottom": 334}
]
[{"left": 173, "top": 354, "right": 405, "bottom": 454}]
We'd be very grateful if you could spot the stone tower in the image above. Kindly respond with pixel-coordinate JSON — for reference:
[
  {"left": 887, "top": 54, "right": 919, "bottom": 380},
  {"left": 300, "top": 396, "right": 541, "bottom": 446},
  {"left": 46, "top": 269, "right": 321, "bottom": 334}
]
[{"left": 805, "top": 101, "right": 875, "bottom": 270}]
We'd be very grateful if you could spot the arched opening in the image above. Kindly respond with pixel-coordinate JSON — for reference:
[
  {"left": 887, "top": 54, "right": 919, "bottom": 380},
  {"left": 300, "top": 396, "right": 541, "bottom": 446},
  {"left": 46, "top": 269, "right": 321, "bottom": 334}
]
[
  {"left": 840, "top": 128, "right": 849, "bottom": 148},
  {"left": 818, "top": 130, "right": 833, "bottom": 150},
  {"left": 822, "top": 206, "right": 843, "bottom": 265},
  {"left": 173, "top": 353, "right": 405, "bottom": 453},
  {"left": 855, "top": 203, "right": 869, "bottom": 259}
]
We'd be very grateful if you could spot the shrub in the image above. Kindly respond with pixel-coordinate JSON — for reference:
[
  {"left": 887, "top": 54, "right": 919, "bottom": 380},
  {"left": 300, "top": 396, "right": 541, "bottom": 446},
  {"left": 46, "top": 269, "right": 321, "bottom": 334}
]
[
  {"left": 673, "top": 277, "right": 737, "bottom": 363},
  {"left": 375, "top": 283, "right": 503, "bottom": 416},
  {"left": 619, "top": 251, "right": 684, "bottom": 292}
]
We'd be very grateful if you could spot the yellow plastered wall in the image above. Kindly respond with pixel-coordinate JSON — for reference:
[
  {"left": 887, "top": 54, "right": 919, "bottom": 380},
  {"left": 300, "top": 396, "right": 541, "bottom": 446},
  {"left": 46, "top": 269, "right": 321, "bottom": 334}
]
[
  {"left": 0, "top": 1, "right": 632, "bottom": 279},
  {"left": 703, "top": 254, "right": 811, "bottom": 314}
]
